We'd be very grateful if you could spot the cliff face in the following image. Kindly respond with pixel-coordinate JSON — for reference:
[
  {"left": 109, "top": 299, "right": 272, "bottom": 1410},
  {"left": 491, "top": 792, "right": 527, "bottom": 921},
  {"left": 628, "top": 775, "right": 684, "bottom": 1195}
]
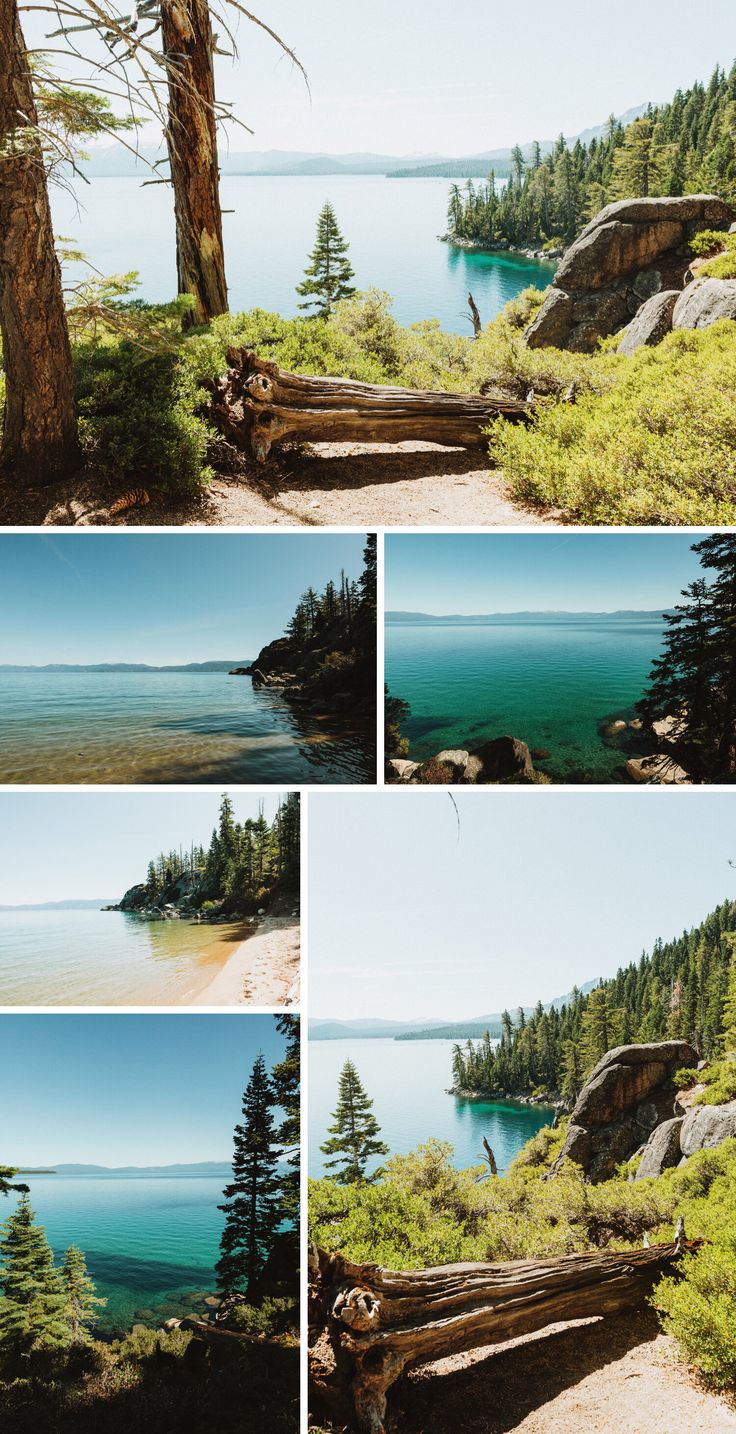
[
  {"left": 111, "top": 870, "right": 221, "bottom": 920},
  {"left": 236, "top": 617, "right": 375, "bottom": 718}
]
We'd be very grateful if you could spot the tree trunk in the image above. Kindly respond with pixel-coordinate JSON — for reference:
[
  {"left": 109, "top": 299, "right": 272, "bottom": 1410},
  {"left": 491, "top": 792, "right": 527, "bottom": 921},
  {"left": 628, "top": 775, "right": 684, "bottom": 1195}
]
[
  {"left": 309, "top": 1239, "right": 700, "bottom": 1434},
  {"left": 161, "top": 0, "right": 228, "bottom": 327},
  {"left": 0, "top": 0, "right": 79, "bottom": 483},
  {"left": 208, "top": 348, "right": 533, "bottom": 461}
]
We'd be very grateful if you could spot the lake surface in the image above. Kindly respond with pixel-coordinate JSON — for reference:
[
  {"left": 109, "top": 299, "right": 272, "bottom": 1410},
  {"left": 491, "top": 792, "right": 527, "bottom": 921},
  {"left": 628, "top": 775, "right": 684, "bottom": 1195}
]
[
  {"left": 7, "top": 1174, "right": 226, "bottom": 1334},
  {"left": 52, "top": 175, "right": 555, "bottom": 333},
  {"left": 0, "top": 908, "right": 250, "bottom": 1005},
  {"left": 309, "top": 1038, "right": 552, "bottom": 1178},
  {"left": 0, "top": 671, "right": 373, "bottom": 784},
  {"left": 385, "top": 617, "right": 667, "bottom": 782}
]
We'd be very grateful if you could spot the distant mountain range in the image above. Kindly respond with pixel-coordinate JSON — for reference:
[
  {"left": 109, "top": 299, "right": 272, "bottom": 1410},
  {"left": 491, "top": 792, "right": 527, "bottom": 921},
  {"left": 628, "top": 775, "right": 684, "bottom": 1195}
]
[
  {"left": 0, "top": 900, "right": 115, "bottom": 911},
  {"left": 80, "top": 107, "right": 648, "bottom": 180},
  {"left": 385, "top": 610, "right": 668, "bottom": 625},
  {"left": 310, "top": 982, "right": 601, "bottom": 1041},
  {"left": 18, "top": 1162, "right": 232, "bottom": 1175},
  {"left": 0, "top": 660, "right": 250, "bottom": 673}
]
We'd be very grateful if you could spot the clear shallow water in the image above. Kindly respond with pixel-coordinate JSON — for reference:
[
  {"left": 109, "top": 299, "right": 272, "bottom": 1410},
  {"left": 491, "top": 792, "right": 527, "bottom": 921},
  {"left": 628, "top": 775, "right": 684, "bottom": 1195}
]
[
  {"left": 385, "top": 618, "right": 667, "bottom": 782},
  {"left": 0, "top": 671, "right": 373, "bottom": 784},
  {"left": 7, "top": 1175, "right": 226, "bottom": 1334},
  {"left": 52, "top": 175, "right": 555, "bottom": 332},
  {"left": 0, "top": 908, "right": 249, "bottom": 1005},
  {"left": 309, "top": 1039, "right": 552, "bottom": 1178}
]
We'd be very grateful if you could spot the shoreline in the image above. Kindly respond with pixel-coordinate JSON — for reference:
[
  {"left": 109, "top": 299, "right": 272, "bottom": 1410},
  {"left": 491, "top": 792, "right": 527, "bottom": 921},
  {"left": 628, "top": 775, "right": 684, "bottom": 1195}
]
[{"left": 191, "top": 913, "right": 301, "bottom": 1007}]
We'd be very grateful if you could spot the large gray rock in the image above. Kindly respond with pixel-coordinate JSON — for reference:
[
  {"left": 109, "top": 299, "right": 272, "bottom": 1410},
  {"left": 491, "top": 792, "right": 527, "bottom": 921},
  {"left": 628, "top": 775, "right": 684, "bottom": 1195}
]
[
  {"left": 672, "top": 277, "right": 736, "bottom": 331},
  {"left": 386, "top": 758, "right": 420, "bottom": 783},
  {"left": 465, "top": 736, "right": 534, "bottom": 784},
  {"left": 618, "top": 290, "right": 679, "bottom": 355},
  {"left": 635, "top": 1117, "right": 685, "bottom": 1179},
  {"left": 550, "top": 1040, "right": 697, "bottom": 1183},
  {"left": 680, "top": 1101, "right": 736, "bottom": 1157},
  {"left": 525, "top": 194, "right": 735, "bottom": 353}
]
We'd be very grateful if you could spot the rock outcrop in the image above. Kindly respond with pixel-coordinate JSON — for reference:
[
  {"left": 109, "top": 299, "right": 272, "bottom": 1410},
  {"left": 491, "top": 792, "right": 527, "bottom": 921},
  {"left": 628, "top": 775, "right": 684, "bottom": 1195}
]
[
  {"left": 386, "top": 735, "right": 536, "bottom": 785},
  {"left": 617, "top": 290, "right": 680, "bottom": 355},
  {"left": 679, "top": 1100, "right": 736, "bottom": 1157},
  {"left": 672, "top": 276, "right": 736, "bottom": 330},
  {"left": 635, "top": 1117, "right": 684, "bottom": 1179},
  {"left": 525, "top": 195, "right": 734, "bottom": 352},
  {"left": 549, "top": 1040, "right": 697, "bottom": 1182}
]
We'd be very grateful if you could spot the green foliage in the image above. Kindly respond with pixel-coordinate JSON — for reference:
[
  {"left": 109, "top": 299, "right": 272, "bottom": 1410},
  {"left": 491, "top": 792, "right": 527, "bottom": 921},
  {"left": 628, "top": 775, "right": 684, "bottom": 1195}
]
[
  {"left": 74, "top": 339, "right": 211, "bottom": 494},
  {"left": 217, "top": 1054, "right": 282, "bottom": 1299},
  {"left": 114, "top": 1324, "right": 190, "bottom": 1362},
  {"left": 493, "top": 325, "right": 736, "bottom": 525},
  {"left": 230, "top": 1295, "right": 293, "bottom": 1337},
  {"left": 385, "top": 684, "right": 411, "bottom": 757},
  {"left": 0, "top": 1194, "right": 71, "bottom": 1361},
  {"left": 655, "top": 1240, "right": 736, "bottom": 1389},
  {"left": 62, "top": 1246, "right": 105, "bottom": 1345},
  {"left": 689, "top": 228, "right": 736, "bottom": 258},
  {"left": 699, "top": 250, "right": 736, "bottom": 278}
]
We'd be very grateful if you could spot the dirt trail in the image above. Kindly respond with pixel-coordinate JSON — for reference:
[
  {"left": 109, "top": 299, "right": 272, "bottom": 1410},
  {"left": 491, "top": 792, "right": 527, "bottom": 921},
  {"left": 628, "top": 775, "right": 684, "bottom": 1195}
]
[
  {"left": 380, "top": 1310, "right": 736, "bottom": 1434},
  {"left": 3, "top": 441, "right": 559, "bottom": 527}
]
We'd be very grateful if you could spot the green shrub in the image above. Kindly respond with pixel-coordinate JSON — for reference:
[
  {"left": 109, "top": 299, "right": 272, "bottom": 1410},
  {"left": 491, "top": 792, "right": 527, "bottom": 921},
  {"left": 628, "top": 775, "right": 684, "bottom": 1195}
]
[
  {"left": 689, "top": 228, "right": 736, "bottom": 259},
  {"left": 230, "top": 1296, "right": 294, "bottom": 1337},
  {"left": 493, "top": 325, "right": 736, "bottom": 524},
  {"left": 692, "top": 1056, "right": 736, "bottom": 1105},
  {"left": 654, "top": 1240, "right": 736, "bottom": 1388},
  {"left": 699, "top": 250, "right": 736, "bottom": 279},
  {"left": 74, "top": 341, "right": 211, "bottom": 493}
]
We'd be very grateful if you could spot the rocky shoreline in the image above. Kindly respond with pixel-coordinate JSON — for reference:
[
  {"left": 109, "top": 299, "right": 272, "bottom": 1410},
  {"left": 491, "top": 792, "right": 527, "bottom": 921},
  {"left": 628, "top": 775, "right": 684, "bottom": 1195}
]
[
  {"left": 439, "top": 233, "right": 563, "bottom": 263},
  {"left": 231, "top": 632, "right": 374, "bottom": 725}
]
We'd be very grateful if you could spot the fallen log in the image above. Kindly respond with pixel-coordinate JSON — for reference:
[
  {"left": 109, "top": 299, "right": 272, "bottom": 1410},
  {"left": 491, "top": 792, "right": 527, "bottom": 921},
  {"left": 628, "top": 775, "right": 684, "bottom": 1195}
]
[
  {"left": 207, "top": 347, "right": 533, "bottom": 462},
  {"left": 309, "top": 1234, "right": 702, "bottom": 1433}
]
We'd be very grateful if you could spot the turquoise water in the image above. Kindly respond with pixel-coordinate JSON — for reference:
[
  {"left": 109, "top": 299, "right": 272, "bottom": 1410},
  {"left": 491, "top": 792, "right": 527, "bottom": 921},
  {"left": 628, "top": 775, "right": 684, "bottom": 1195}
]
[
  {"left": 5, "top": 1175, "right": 227, "bottom": 1334},
  {"left": 0, "top": 670, "right": 373, "bottom": 784},
  {"left": 385, "top": 617, "right": 667, "bottom": 782},
  {"left": 0, "top": 908, "right": 250, "bottom": 1005},
  {"left": 51, "top": 175, "right": 555, "bottom": 333},
  {"left": 309, "top": 1038, "right": 552, "bottom": 1178}
]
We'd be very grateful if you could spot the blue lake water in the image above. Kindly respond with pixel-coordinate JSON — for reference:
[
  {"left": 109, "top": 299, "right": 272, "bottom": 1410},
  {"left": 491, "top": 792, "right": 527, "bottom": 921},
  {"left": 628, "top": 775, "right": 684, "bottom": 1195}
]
[
  {"left": 0, "top": 670, "right": 373, "bottom": 784},
  {"left": 309, "top": 1039, "right": 552, "bottom": 1179},
  {"left": 384, "top": 617, "right": 667, "bottom": 782},
  {"left": 0, "top": 908, "right": 251, "bottom": 1005},
  {"left": 51, "top": 175, "right": 555, "bottom": 332},
  {"left": 5, "top": 1174, "right": 227, "bottom": 1334}
]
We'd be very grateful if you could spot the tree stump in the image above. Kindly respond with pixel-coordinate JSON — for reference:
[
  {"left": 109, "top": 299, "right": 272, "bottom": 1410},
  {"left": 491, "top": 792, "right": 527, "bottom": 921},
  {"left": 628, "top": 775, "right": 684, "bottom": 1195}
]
[
  {"left": 309, "top": 1237, "right": 701, "bottom": 1433},
  {"left": 207, "top": 348, "right": 533, "bottom": 462}
]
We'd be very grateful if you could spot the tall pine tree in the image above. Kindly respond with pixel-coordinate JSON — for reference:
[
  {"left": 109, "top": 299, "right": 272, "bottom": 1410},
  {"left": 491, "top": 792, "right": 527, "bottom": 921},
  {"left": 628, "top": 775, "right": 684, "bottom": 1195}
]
[
  {"left": 296, "top": 202, "right": 356, "bottom": 316},
  {"left": 320, "top": 1060, "right": 388, "bottom": 1184},
  {"left": 61, "top": 1245, "right": 105, "bottom": 1344},
  {"left": 0, "top": 1193, "right": 70, "bottom": 1356},
  {"left": 216, "top": 1054, "right": 281, "bottom": 1299}
]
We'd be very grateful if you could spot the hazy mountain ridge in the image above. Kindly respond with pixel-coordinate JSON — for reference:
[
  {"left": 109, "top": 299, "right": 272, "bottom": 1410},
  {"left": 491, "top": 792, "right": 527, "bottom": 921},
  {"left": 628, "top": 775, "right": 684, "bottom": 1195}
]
[
  {"left": 310, "top": 982, "right": 601, "bottom": 1041},
  {"left": 19, "top": 1162, "right": 232, "bottom": 1175},
  {"left": 385, "top": 610, "right": 669, "bottom": 624},
  {"left": 0, "top": 660, "right": 251, "bottom": 672},
  {"left": 0, "top": 900, "right": 116, "bottom": 911}
]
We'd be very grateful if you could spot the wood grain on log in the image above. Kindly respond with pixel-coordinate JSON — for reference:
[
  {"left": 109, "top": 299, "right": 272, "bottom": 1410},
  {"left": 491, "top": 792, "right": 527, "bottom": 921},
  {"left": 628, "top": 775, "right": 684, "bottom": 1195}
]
[
  {"left": 309, "top": 1239, "right": 701, "bottom": 1433},
  {"left": 208, "top": 348, "right": 533, "bottom": 461}
]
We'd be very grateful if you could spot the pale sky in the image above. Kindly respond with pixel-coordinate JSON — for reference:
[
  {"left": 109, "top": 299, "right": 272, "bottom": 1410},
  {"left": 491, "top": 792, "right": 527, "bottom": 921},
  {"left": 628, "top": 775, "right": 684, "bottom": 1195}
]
[
  {"left": 0, "top": 791, "right": 284, "bottom": 904},
  {"left": 309, "top": 792, "right": 736, "bottom": 1021},
  {"left": 21, "top": 1, "right": 735, "bottom": 156}
]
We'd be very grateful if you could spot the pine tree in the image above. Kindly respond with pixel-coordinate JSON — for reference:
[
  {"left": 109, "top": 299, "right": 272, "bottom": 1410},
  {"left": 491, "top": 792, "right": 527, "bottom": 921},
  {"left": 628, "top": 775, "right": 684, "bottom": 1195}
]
[
  {"left": 320, "top": 1060, "right": 389, "bottom": 1184},
  {"left": 0, "top": 1193, "right": 70, "bottom": 1356},
  {"left": 580, "top": 987, "right": 624, "bottom": 1074},
  {"left": 216, "top": 1054, "right": 281, "bottom": 1299},
  {"left": 272, "top": 1015, "right": 300, "bottom": 1226},
  {"left": 296, "top": 202, "right": 356, "bottom": 316},
  {"left": 560, "top": 1039, "right": 584, "bottom": 1103},
  {"left": 61, "top": 1245, "right": 105, "bottom": 1344},
  {"left": 0, "top": 1168, "right": 28, "bottom": 1197},
  {"left": 721, "top": 934, "right": 736, "bottom": 1054}
]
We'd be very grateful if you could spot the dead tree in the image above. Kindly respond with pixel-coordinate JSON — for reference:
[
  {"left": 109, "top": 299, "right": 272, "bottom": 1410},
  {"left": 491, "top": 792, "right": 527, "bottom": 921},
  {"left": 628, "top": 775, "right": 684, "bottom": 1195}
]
[
  {"left": 467, "top": 291, "right": 482, "bottom": 337},
  {"left": 208, "top": 348, "right": 533, "bottom": 461},
  {"left": 309, "top": 1236, "right": 702, "bottom": 1433},
  {"left": 0, "top": 0, "right": 79, "bottom": 483},
  {"left": 160, "top": 0, "right": 227, "bottom": 325}
]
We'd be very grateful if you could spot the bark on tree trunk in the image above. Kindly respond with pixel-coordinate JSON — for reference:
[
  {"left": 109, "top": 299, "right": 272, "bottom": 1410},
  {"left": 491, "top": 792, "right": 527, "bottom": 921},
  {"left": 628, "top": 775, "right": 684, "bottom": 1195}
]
[
  {"left": 0, "top": 0, "right": 79, "bottom": 484},
  {"left": 161, "top": 0, "right": 228, "bottom": 327},
  {"left": 208, "top": 348, "right": 533, "bottom": 461},
  {"left": 309, "top": 1239, "right": 700, "bottom": 1433}
]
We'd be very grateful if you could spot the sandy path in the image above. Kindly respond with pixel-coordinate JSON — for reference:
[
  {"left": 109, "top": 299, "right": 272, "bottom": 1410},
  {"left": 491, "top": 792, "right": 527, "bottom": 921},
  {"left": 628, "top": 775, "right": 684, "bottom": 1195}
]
[
  {"left": 10, "top": 442, "right": 559, "bottom": 528},
  {"left": 191, "top": 915, "right": 300, "bottom": 1007},
  {"left": 377, "top": 1310, "right": 736, "bottom": 1434}
]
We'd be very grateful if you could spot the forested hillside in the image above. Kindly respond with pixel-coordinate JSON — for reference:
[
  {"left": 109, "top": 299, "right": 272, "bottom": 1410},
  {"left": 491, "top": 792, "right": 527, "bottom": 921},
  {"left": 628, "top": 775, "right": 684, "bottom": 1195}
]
[
  {"left": 115, "top": 793, "right": 300, "bottom": 917},
  {"left": 447, "top": 62, "right": 736, "bottom": 248},
  {"left": 451, "top": 898, "right": 736, "bottom": 1100}
]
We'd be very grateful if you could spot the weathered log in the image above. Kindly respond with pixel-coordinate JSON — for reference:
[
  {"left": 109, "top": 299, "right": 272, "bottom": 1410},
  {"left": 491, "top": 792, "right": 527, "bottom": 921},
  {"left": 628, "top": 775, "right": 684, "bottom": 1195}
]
[
  {"left": 309, "top": 1236, "right": 702, "bottom": 1434},
  {"left": 207, "top": 348, "right": 533, "bottom": 462}
]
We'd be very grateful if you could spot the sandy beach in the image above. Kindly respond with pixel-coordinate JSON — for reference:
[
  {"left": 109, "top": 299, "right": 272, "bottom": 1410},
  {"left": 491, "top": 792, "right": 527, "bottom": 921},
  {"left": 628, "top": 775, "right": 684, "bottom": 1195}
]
[{"left": 191, "top": 913, "right": 301, "bottom": 1007}]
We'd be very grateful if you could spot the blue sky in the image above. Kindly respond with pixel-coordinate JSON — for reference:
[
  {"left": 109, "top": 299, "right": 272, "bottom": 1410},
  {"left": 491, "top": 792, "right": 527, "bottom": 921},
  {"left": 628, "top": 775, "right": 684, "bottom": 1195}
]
[
  {"left": 0, "top": 792, "right": 286, "bottom": 905},
  {"left": 22, "top": 1, "right": 733, "bottom": 154},
  {"left": 1, "top": 1014, "right": 289, "bottom": 1165},
  {"left": 0, "top": 534, "right": 365, "bottom": 665},
  {"left": 310, "top": 792, "right": 736, "bottom": 1020},
  {"left": 385, "top": 533, "right": 704, "bottom": 614}
]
